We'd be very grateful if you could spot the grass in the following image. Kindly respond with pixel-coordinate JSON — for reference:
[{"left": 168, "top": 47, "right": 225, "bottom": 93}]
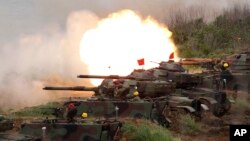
[
  {"left": 121, "top": 119, "right": 181, "bottom": 141},
  {"left": 179, "top": 115, "right": 201, "bottom": 134},
  {"left": 12, "top": 102, "right": 62, "bottom": 117}
]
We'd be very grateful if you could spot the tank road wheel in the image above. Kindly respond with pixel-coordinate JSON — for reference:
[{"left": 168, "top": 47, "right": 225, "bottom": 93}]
[
  {"left": 199, "top": 99, "right": 211, "bottom": 111},
  {"left": 158, "top": 115, "right": 171, "bottom": 128},
  {"left": 198, "top": 99, "right": 213, "bottom": 119},
  {"left": 151, "top": 113, "right": 171, "bottom": 128},
  {"left": 212, "top": 103, "right": 226, "bottom": 117},
  {"left": 212, "top": 91, "right": 231, "bottom": 117},
  {"left": 213, "top": 99, "right": 231, "bottom": 117},
  {"left": 191, "top": 99, "right": 203, "bottom": 120},
  {"left": 223, "top": 98, "right": 231, "bottom": 113},
  {"left": 151, "top": 107, "right": 171, "bottom": 128}
]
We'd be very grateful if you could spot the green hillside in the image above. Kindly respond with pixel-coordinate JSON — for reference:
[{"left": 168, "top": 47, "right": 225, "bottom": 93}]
[{"left": 170, "top": 7, "right": 250, "bottom": 58}]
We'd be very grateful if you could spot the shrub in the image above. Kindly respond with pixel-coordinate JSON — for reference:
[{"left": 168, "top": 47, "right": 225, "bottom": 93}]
[
  {"left": 121, "top": 119, "right": 180, "bottom": 141},
  {"left": 179, "top": 115, "right": 201, "bottom": 134},
  {"left": 172, "top": 6, "right": 250, "bottom": 58}
]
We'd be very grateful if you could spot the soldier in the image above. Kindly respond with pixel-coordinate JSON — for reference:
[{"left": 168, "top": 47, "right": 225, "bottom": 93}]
[
  {"left": 66, "top": 103, "right": 77, "bottom": 122},
  {"left": 132, "top": 87, "right": 141, "bottom": 101},
  {"left": 126, "top": 86, "right": 141, "bottom": 101},
  {"left": 219, "top": 62, "right": 239, "bottom": 100},
  {"left": 220, "top": 62, "right": 233, "bottom": 89}
]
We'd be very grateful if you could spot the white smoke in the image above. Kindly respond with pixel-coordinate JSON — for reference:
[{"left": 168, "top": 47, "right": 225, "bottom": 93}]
[{"left": 0, "top": 11, "right": 99, "bottom": 110}]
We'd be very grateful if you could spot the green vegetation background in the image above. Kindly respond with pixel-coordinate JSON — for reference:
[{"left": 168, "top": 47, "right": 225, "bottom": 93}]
[{"left": 170, "top": 6, "right": 250, "bottom": 58}]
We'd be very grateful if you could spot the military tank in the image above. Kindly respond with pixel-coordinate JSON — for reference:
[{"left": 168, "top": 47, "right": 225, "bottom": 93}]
[
  {"left": 0, "top": 115, "right": 13, "bottom": 132},
  {"left": 19, "top": 118, "right": 122, "bottom": 141},
  {"left": 42, "top": 59, "right": 234, "bottom": 130},
  {"left": 136, "top": 60, "right": 231, "bottom": 117},
  {"left": 0, "top": 117, "right": 122, "bottom": 141},
  {"left": 75, "top": 60, "right": 231, "bottom": 117},
  {"left": 43, "top": 72, "right": 207, "bottom": 127},
  {"left": 180, "top": 49, "right": 250, "bottom": 94},
  {"left": 225, "top": 49, "right": 250, "bottom": 94},
  {"left": 44, "top": 86, "right": 203, "bottom": 127}
]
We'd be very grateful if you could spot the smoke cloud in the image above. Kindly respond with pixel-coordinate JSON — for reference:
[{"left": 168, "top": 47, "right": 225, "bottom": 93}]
[{"left": 0, "top": 11, "right": 99, "bottom": 110}]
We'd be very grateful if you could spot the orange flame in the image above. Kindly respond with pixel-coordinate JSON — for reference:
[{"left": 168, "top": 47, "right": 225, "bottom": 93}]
[{"left": 80, "top": 9, "right": 176, "bottom": 86}]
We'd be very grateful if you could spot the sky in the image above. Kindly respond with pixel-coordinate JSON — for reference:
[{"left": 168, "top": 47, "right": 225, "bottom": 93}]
[{"left": 1, "top": 0, "right": 249, "bottom": 44}]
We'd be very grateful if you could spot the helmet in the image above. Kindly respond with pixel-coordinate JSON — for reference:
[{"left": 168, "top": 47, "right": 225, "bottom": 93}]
[
  {"left": 223, "top": 62, "right": 229, "bottom": 68},
  {"left": 133, "top": 91, "right": 139, "bottom": 96},
  {"left": 81, "top": 112, "right": 88, "bottom": 118}
]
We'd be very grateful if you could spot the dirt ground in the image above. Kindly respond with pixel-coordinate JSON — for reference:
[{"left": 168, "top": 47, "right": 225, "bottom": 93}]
[{"left": 171, "top": 99, "right": 250, "bottom": 141}]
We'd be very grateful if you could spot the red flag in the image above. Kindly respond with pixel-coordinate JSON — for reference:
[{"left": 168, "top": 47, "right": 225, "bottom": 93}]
[
  {"left": 169, "top": 52, "right": 174, "bottom": 60},
  {"left": 137, "top": 58, "right": 144, "bottom": 66}
]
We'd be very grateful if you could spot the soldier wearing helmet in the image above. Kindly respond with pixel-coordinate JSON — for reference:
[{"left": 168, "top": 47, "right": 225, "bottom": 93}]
[
  {"left": 220, "top": 61, "right": 233, "bottom": 89},
  {"left": 66, "top": 103, "right": 77, "bottom": 122}
]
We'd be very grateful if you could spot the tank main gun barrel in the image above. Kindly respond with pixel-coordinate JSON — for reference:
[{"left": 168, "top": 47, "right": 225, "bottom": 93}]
[
  {"left": 43, "top": 86, "right": 97, "bottom": 91},
  {"left": 78, "top": 75, "right": 127, "bottom": 79},
  {"left": 77, "top": 74, "right": 154, "bottom": 81},
  {"left": 178, "top": 58, "right": 221, "bottom": 65}
]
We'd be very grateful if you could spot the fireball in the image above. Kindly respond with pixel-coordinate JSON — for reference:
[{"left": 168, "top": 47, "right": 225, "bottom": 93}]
[{"left": 80, "top": 9, "right": 176, "bottom": 86}]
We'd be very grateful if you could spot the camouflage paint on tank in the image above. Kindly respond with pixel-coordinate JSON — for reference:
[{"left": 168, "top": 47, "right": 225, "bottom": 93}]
[
  {"left": 76, "top": 100, "right": 153, "bottom": 119},
  {"left": 21, "top": 120, "right": 121, "bottom": 141},
  {"left": 70, "top": 97, "right": 203, "bottom": 124},
  {"left": 0, "top": 115, "right": 13, "bottom": 132},
  {"left": 197, "top": 50, "right": 250, "bottom": 94},
  {"left": 228, "top": 72, "right": 250, "bottom": 93},
  {"left": 222, "top": 49, "right": 250, "bottom": 93},
  {"left": 43, "top": 59, "right": 228, "bottom": 121}
]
